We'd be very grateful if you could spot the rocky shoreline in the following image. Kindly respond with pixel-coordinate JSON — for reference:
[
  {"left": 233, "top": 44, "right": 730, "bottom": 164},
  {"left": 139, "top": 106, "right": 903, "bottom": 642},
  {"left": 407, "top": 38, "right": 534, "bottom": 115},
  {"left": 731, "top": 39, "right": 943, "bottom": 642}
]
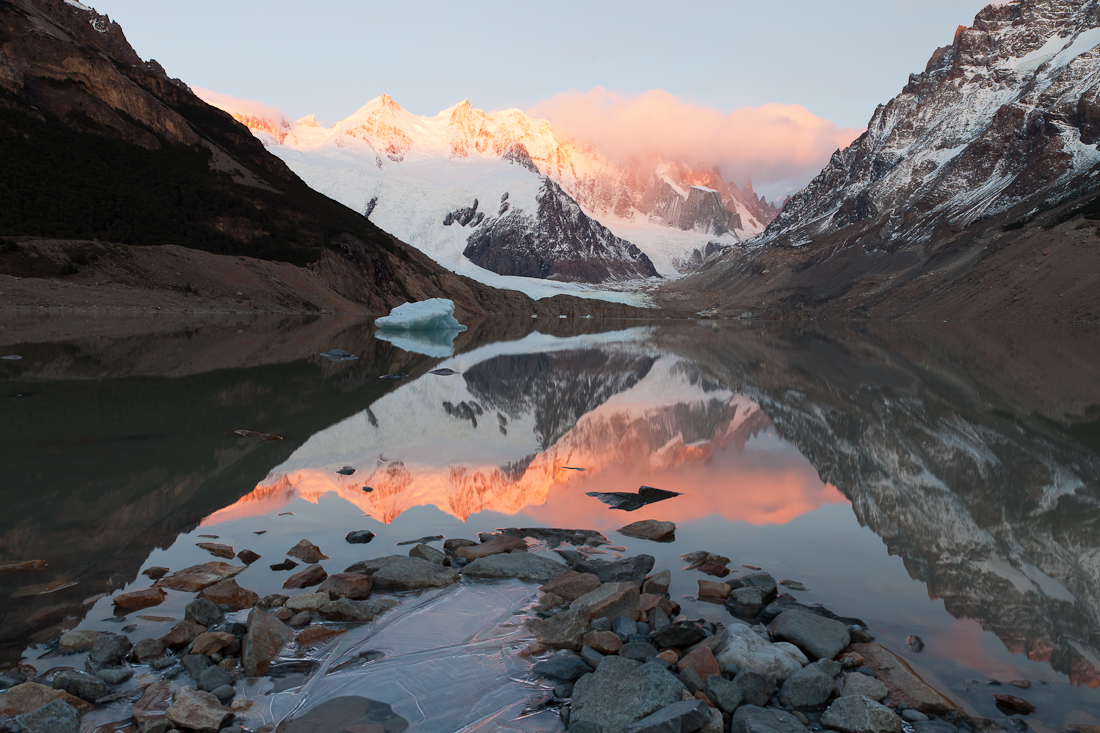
[{"left": 0, "top": 525, "right": 1042, "bottom": 733}]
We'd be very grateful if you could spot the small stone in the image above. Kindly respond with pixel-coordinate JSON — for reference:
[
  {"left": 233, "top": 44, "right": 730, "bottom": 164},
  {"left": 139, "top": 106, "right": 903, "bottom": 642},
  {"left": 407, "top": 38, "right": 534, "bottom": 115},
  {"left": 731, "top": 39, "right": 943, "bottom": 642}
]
[
  {"left": 132, "top": 680, "right": 172, "bottom": 726},
  {"left": 287, "top": 539, "right": 329, "bottom": 564},
  {"left": 1009, "top": 679, "right": 1031, "bottom": 689},
  {"left": 620, "top": 641, "right": 660, "bottom": 662},
  {"left": 901, "top": 710, "right": 930, "bottom": 723},
  {"left": 287, "top": 611, "right": 312, "bottom": 628},
  {"left": 555, "top": 682, "right": 575, "bottom": 698},
  {"left": 191, "top": 631, "right": 235, "bottom": 656},
  {"left": 113, "top": 588, "right": 167, "bottom": 610},
  {"left": 443, "top": 538, "right": 478, "bottom": 552},
  {"left": 704, "top": 675, "right": 743, "bottom": 714},
  {"left": 992, "top": 693, "right": 1037, "bottom": 713},
  {"left": 143, "top": 567, "right": 170, "bottom": 580},
  {"left": 678, "top": 665, "right": 705, "bottom": 694},
  {"left": 534, "top": 655, "right": 593, "bottom": 682},
  {"left": 526, "top": 603, "right": 591, "bottom": 651},
  {"left": 591, "top": 616, "right": 613, "bottom": 632},
  {"left": 640, "top": 594, "right": 680, "bottom": 618},
  {"left": 696, "top": 562, "right": 730, "bottom": 577},
  {"left": 655, "top": 650, "right": 679, "bottom": 665},
  {"left": 318, "top": 597, "right": 385, "bottom": 622},
  {"left": 726, "top": 587, "right": 763, "bottom": 617},
  {"left": 581, "top": 645, "right": 605, "bottom": 668},
  {"left": 778, "top": 660, "right": 836, "bottom": 709},
  {"left": 185, "top": 598, "right": 223, "bottom": 627},
  {"left": 641, "top": 570, "right": 671, "bottom": 596},
  {"left": 839, "top": 652, "right": 864, "bottom": 668},
  {"left": 346, "top": 530, "right": 376, "bottom": 544},
  {"left": 617, "top": 519, "right": 676, "bottom": 543},
  {"left": 196, "top": 542, "right": 236, "bottom": 559},
  {"left": 651, "top": 622, "right": 706, "bottom": 649},
  {"left": 573, "top": 582, "right": 641, "bottom": 622},
  {"left": 677, "top": 646, "right": 721, "bottom": 681},
  {"left": 237, "top": 549, "right": 261, "bottom": 564},
  {"left": 285, "top": 592, "right": 330, "bottom": 612},
  {"left": 839, "top": 671, "right": 889, "bottom": 701},
  {"left": 283, "top": 564, "right": 328, "bottom": 589},
  {"left": 198, "top": 665, "right": 232, "bottom": 693},
  {"left": 15, "top": 699, "right": 80, "bottom": 733},
  {"left": 612, "top": 617, "right": 638, "bottom": 639},
  {"left": 769, "top": 610, "right": 852, "bottom": 661},
  {"left": 53, "top": 670, "right": 109, "bottom": 702},
  {"left": 197, "top": 580, "right": 259, "bottom": 611},
  {"left": 211, "top": 684, "right": 236, "bottom": 703},
  {"left": 257, "top": 593, "right": 288, "bottom": 609},
  {"left": 161, "top": 620, "right": 206, "bottom": 649},
  {"left": 90, "top": 634, "right": 132, "bottom": 664},
  {"left": 698, "top": 581, "right": 731, "bottom": 600},
  {"left": 242, "top": 608, "right": 293, "bottom": 677},
  {"left": 455, "top": 535, "right": 527, "bottom": 561},
  {"left": 540, "top": 571, "right": 602, "bottom": 602},
  {"left": 821, "top": 694, "right": 902, "bottom": 733},
  {"left": 409, "top": 544, "right": 446, "bottom": 564},
  {"left": 270, "top": 559, "right": 299, "bottom": 571},
  {"left": 275, "top": 606, "right": 294, "bottom": 621},
  {"left": 58, "top": 629, "right": 103, "bottom": 652},
  {"left": 583, "top": 630, "right": 624, "bottom": 655},
  {"left": 154, "top": 562, "right": 245, "bottom": 592},
  {"left": 96, "top": 667, "right": 133, "bottom": 685},
  {"left": 166, "top": 686, "right": 232, "bottom": 732},
  {"left": 182, "top": 653, "right": 212, "bottom": 680},
  {"left": 728, "top": 573, "right": 778, "bottom": 602}
]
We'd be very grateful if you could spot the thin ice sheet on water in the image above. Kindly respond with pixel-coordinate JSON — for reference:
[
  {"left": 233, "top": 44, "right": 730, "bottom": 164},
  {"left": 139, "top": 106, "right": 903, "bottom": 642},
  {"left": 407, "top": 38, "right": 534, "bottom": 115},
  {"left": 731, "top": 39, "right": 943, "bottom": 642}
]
[
  {"left": 374, "top": 298, "right": 468, "bottom": 332},
  {"left": 238, "top": 581, "right": 561, "bottom": 733},
  {"left": 1, "top": 355, "right": 22, "bottom": 360}
]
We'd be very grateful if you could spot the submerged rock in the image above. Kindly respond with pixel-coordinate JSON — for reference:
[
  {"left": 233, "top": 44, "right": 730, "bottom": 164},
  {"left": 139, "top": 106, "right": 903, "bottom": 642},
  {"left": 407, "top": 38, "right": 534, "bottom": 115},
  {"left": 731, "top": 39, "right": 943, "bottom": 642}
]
[
  {"left": 572, "top": 555, "right": 655, "bottom": 586},
  {"left": 283, "top": 564, "right": 328, "bottom": 589},
  {"left": 274, "top": 695, "right": 410, "bottom": 733},
  {"left": 154, "top": 562, "right": 246, "bottom": 592},
  {"left": 112, "top": 587, "right": 167, "bottom": 610}
]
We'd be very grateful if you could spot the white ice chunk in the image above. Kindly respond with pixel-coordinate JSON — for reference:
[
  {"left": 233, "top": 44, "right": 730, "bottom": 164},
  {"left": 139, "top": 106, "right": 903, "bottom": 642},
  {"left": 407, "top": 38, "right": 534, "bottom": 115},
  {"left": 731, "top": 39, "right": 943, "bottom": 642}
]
[{"left": 374, "top": 298, "right": 467, "bottom": 332}]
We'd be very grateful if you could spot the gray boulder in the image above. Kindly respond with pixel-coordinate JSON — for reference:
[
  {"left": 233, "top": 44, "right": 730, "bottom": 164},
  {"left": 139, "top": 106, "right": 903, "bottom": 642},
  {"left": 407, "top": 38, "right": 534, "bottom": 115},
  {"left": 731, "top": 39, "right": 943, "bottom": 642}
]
[
  {"left": 768, "top": 610, "right": 851, "bottom": 661},
  {"left": 837, "top": 672, "right": 889, "bottom": 701},
  {"left": 704, "top": 675, "right": 743, "bottom": 714},
  {"left": 622, "top": 700, "right": 710, "bottom": 733},
  {"left": 726, "top": 587, "right": 763, "bottom": 617},
  {"left": 730, "top": 706, "right": 807, "bottom": 733},
  {"left": 89, "top": 634, "right": 131, "bottom": 665},
  {"left": 52, "top": 670, "right": 108, "bottom": 702},
  {"left": 198, "top": 665, "right": 232, "bottom": 693},
  {"left": 733, "top": 670, "right": 774, "bottom": 707},
  {"left": 728, "top": 573, "right": 777, "bottom": 602},
  {"left": 821, "top": 695, "right": 902, "bottom": 733},
  {"left": 571, "top": 656, "right": 687, "bottom": 733},
  {"left": 184, "top": 598, "right": 223, "bottom": 628},
  {"left": 619, "top": 641, "right": 658, "bottom": 662},
  {"left": 778, "top": 660, "right": 835, "bottom": 709},
  {"left": 527, "top": 604, "right": 592, "bottom": 651},
  {"left": 573, "top": 555, "right": 655, "bottom": 585},
  {"left": 15, "top": 700, "right": 79, "bottom": 733},
  {"left": 534, "top": 655, "right": 593, "bottom": 682},
  {"left": 462, "top": 553, "right": 568, "bottom": 582},
  {"left": 96, "top": 667, "right": 133, "bottom": 685},
  {"left": 651, "top": 623, "right": 706, "bottom": 649},
  {"left": 371, "top": 556, "right": 459, "bottom": 589},
  {"left": 344, "top": 555, "right": 404, "bottom": 574}
]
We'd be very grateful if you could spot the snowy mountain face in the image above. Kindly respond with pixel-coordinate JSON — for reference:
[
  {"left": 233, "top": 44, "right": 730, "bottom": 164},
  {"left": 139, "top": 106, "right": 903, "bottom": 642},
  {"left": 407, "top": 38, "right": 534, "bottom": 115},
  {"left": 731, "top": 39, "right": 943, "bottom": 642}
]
[
  {"left": 214, "top": 96, "right": 776, "bottom": 289},
  {"left": 757, "top": 0, "right": 1100, "bottom": 249}
]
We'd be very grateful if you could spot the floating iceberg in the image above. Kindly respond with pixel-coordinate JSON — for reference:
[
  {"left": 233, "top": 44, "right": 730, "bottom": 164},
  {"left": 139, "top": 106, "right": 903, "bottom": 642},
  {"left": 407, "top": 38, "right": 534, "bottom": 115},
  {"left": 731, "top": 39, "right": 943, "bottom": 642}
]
[{"left": 374, "top": 298, "right": 467, "bottom": 332}]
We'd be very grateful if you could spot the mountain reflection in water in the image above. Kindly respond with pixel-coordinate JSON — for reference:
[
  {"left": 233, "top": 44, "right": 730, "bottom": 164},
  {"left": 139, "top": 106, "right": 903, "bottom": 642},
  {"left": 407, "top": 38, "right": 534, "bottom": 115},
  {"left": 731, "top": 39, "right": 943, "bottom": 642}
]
[{"left": 1, "top": 315, "right": 1099, "bottom": 723}]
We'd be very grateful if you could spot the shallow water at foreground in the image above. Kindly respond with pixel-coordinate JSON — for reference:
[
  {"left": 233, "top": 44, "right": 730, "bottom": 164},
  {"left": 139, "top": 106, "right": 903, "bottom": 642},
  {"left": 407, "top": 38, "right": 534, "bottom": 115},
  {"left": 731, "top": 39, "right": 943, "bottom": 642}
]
[{"left": 1, "top": 314, "right": 1099, "bottom": 729}]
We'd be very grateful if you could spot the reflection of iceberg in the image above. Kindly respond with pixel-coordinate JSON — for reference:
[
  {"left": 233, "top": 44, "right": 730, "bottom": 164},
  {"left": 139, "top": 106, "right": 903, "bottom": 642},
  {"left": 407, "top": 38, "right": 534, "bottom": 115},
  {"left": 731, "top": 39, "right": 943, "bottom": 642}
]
[
  {"left": 373, "top": 328, "right": 464, "bottom": 358},
  {"left": 374, "top": 298, "right": 467, "bottom": 331}
]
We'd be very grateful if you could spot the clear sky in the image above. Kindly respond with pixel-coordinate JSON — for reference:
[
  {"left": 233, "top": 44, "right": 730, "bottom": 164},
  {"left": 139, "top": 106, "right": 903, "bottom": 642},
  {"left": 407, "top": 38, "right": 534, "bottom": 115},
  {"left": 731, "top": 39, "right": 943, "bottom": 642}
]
[{"left": 90, "top": 0, "right": 1007, "bottom": 195}]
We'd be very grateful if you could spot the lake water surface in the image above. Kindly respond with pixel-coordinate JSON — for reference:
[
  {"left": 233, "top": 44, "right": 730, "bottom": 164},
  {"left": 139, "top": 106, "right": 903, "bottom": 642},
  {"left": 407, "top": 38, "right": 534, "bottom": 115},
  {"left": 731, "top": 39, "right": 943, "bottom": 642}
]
[{"left": 1, "top": 315, "right": 1098, "bottom": 730}]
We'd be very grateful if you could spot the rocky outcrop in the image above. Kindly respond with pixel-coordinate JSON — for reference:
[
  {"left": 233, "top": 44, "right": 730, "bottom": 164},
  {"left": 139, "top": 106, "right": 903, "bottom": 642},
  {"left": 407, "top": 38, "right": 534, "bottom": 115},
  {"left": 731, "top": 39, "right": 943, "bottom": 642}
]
[{"left": 463, "top": 178, "right": 661, "bottom": 283}]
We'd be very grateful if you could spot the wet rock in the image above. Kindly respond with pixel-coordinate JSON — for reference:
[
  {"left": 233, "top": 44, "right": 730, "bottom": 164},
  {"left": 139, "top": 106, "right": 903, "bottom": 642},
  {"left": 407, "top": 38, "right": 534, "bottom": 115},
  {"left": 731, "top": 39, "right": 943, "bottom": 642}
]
[
  {"left": 90, "top": 634, "right": 131, "bottom": 664},
  {"left": 455, "top": 535, "right": 527, "bottom": 561},
  {"left": 154, "top": 562, "right": 246, "bottom": 592},
  {"left": 651, "top": 622, "right": 706, "bottom": 649},
  {"left": 198, "top": 665, "right": 232, "bottom": 693},
  {"left": 820, "top": 695, "right": 901, "bottom": 733},
  {"left": 287, "top": 540, "right": 329, "bottom": 564},
  {"left": 677, "top": 646, "right": 720, "bottom": 682},
  {"left": 616, "top": 520, "right": 676, "bottom": 543},
  {"left": 372, "top": 556, "right": 459, "bottom": 589},
  {"left": 570, "top": 655, "right": 688, "bottom": 733},
  {"left": 592, "top": 616, "right": 612, "bottom": 632},
  {"left": 166, "top": 686, "right": 232, "bottom": 732},
  {"left": 697, "top": 562, "right": 730, "bottom": 578},
  {"left": 728, "top": 574, "right": 777, "bottom": 603},
  {"left": 681, "top": 552, "right": 730, "bottom": 570},
  {"left": 344, "top": 555, "right": 404, "bottom": 575},
  {"left": 409, "top": 544, "right": 446, "bottom": 564},
  {"left": 283, "top": 564, "right": 328, "bottom": 589},
  {"left": 648, "top": 606, "right": 672, "bottom": 632},
  {"left": 555, "top": 682, "right": 575, "bottom": 698},
  {"left": 288, "top": 611, "right": 312, "bottom": 627},
  {"left": 242, "top": 608, "right": 293, "bottom": 677},
  {"left": 397, "top": 534, "right": 444, "bottom": 546},
  {"left": 5, "top": 683, "right": 93, "bottom": 715},
  {"left": 778, "top": 660, "right": 835, "bottom": 709},
  {"left": 96, "top": 667, "right": 133, "bottom": 685},
  {"left": 573, "top": 555, "right": 656, "bottom": 587},
  {"left": 698, "top": 581, "right": 731, "bottom": 600},
  {"left": 526, "top": 603, "right": 591, "bottom": 651},
  {"left": 678, "top": 665, "right": 704, "bottom": 694},
  {"left": 443, "top": 538, "right": 478, "bottom": 552},
  {"left": 726, "top": 588, "right": 763, "bottom": 617},
  {"left": 716, "top": 625, "right": 803, "bottom": 682},
  {"left": 182, "top": 653, "right": 212, "bottom": 680},
  {"left": 704, "top": 675, "right": 743, "bottom": 714},
  {"left": 909, "top": 722, "right": 954, "bottom": 733},
  {"left": 619, "top": 641, "right": 659, "bottom": 662},
  {"left": 236, "top": 549, "right": 261, "bottom": 565},
  {"left": 132, "top": 680, "right": 172, "bottom": 725},
  {"left": 463, "top": 552, "right": 568, "bottom": 582},
  {"left": 541, "top": 571, "right": 602, "bottom": 602},
  {"left": 14, "top": 699, "right": 80, "bottom": 733},
  {"left": 573, "top": 582, "right": 641, "bottom": 622},
  {"left": 641, "top": 570, "right": 671, "bottom": 596},
  {"left": 993, "top": 693, "right": 1037, "bottom": 713},
  {"left": 162, "top": 620, "right": 206, "bottom": 650},
  {"left": 621, "top": 699, "right": 709, "bottom": 733},
  {"left": 112, "top": 588, "right": 167, "bottom": 610},
  {"left": 534, "top": 655, "right": 593, "bottom": 682},
  {"left": 769, "top": 610, "right": 851, "bottom": 661},
  {"left": 849, "top": 642, "right": 961, "bottom": 715},
  {"left": 286, "top": 592, "right": 330, "bottom": 612},
  {"left": 583, "top": 631, "right": 624, "bottom": 655},
  {"left": 53, "top": 670, "right": 108, "bottom": 702},
  {"left": 734, "top": 670, "right": 775, "bottom": 707},
  {"left": 838, "top": 672, "right": 888, "bottom": 701},
  {"left": 345, "top": 530, "right": 376, "bottom": 544},
  {"left": 197, "top": 579, "right": 258, "bottom": 611},
  {"left": 211, "top": 684, "right": 236, "bottom": 703},
  {"left": 699, "top": 705, "right": 724, "bottom": 733},
  {"left": 143, "top": 567, "right": 170, "bottom": 580},
  {"left": 58, "top": 629, "right": 103, "bottom": 652},
  {"left": 296, "top": 625, "right": 349, "bottom": 645},
  {"left": 730, "top": 706, "right": 806, "bottom": 733},
  {"left": 319, "top": 597, "right": 393, "bottom": 622},
  {"left": 191, "top": 632, "right": 235, "bottom": 657},
  {"left": 196, "top": 542, "right": 236, "bottom": 560},
  {"left": 185, "top": 598, "right": 223, "bottom": 627}
]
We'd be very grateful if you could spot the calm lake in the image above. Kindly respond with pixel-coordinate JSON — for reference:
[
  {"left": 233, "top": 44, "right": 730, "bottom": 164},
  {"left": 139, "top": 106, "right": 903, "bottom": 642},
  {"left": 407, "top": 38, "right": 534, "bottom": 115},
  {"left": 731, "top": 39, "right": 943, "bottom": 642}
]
[{"left": 1, "top": 314, "right": 1098, "bottom": 730}]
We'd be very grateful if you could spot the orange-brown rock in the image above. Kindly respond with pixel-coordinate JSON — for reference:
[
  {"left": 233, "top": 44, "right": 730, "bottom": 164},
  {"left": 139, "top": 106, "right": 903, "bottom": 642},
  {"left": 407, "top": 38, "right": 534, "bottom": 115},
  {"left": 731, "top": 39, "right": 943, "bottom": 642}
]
[
  {"left": 539, "top": 570, "right": 601, "bottom": 602},
  {"left": 133, "top": 680, "right": 172, "bottom": 726},
  {"left": 573, "top": 582, "right": 641, "bottom": 622},
  {"left": 694, "top": 691, "right": 715, "bottom": 708},
  {"left": 851, "top": 642, "right": 964, "bottom": 715},
  {"left": 455, "top": 536, "right": 527, "bottom": 561},
  {"left": 4, "top": 682, "right": 93, "bottom": 714},
  {"left": 112, "top": 587, "right": 167, "bottom": 610},
  {"left": 697, "top": 581, "right": 731, "bottom": 600},
  {"left": 640, "top": 593, "right": 680, "bottom": 617},
  {"left": 287, "top": 540, "right": 329, "bottom": 564},
  {"left": 518, "top": 642, "right": 549, "bottom": 658},
  {"left": 656, "top": 650, "right": 679, "bottom": 665},
  {"left": 317, "top": 572, "right": 372, "bottom": 600},
  {"left": 191, "top": 631, "right": 235, "bottom": 657},
  {"left": 283, "top": 564, "right": 328, "bottom": 589},
  {"left": 582, "top": 630, "right": 624, "bottom": 655},
  {"left": 198, "top": 579, "right": 259, "bottom": 611},
  {"left": 641, "top": 570, "right": 671, "bottom": 596},
  {"left": 154, "top": 562, "right": 245, "bottom": 592},
  {"left": 296, "top": 625, "right": 348, "bottom": 646},
  {"left": 196, "top": 542, "right": 235, "bottom": 560},
  {"left": 160, "top": 620, "right": 206, "bottom": 649},
  {"left": 677, "top": 646, "right": 721, "bottom": 681}
]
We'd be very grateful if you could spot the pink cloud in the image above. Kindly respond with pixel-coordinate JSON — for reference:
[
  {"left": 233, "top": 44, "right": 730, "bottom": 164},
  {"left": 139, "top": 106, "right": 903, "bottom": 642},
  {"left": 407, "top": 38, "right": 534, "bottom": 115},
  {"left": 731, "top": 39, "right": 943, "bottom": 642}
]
[
  {"left": 528, "top": 88, "right": 863, "bottom": 195},
  {"left": 192, "top": 87, "right": 291, "bottom": 128}
]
